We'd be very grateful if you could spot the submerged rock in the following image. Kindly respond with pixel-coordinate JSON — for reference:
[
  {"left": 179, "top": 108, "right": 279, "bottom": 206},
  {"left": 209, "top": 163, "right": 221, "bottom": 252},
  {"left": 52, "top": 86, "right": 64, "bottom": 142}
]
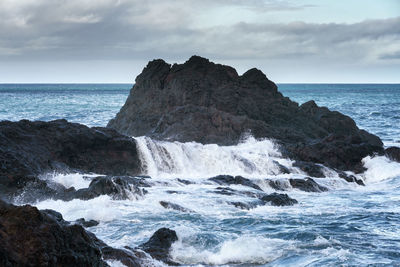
[
  {"left": 159, "top": 201, "right": 193, "bottom": 213},
  {"left": 289, "top": 178, "right": 328, "bottom": 192},
  {"left": 108, "top": 55, "right": 383, "bottom": 173},
  {"left": 209, "top": 175, "right": 262, "bottom": 190}
]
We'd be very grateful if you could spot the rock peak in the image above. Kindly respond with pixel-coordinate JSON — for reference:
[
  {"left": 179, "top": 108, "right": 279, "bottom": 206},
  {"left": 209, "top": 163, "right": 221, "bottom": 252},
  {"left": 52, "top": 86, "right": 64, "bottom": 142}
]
[
  {"left": 185, "top": 55, "right": 211, "bottom": 65},
  {"left": 108, "top": 56, "right": 383, "bottom": 172}
]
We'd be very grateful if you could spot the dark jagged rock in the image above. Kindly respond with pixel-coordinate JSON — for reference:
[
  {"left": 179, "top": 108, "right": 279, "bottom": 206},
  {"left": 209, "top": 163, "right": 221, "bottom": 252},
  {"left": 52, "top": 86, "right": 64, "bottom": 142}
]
[
  {"left": 289, "top": 178, "right": 328, "bottom": 192},
  {"left": 208, "top": 175, "right": 262, "bottom": 191},
  {"left": 176, "top": 178, "right": 194, "bottom": 185},
  {"left": 138, "top": 228, "right": 178, "bottom": 265},
  {"left": 75, "top": 218, "right": 99, "bottom": 228},
  {"left": 228, "top": 201, "right": 260, "bottom": 210},
  {"left": 0, "top": 120, "right": 142, "bottom": 199},
  {"left": 267, "top": 179, "right": 290, "bottom": 191},
  {"left": 0, "top": 200, "right": 108, "bottom": 266},
  {"left": 73, "top": 176, "right": 148, "bottom": 201},
  {"left": 260, "top": 193, "right": 298, "bottom": 206},
  {"left": 108, "top": 55, "right": 383, "bottom": 172},
  {"left": 0, "top": 199, "right": 185, "bottom": 266},
  {"left": 338, "top": 172, "right": 365, "bottom": 186},
  {"left": 385, "top": 147, "right": 400, "bottom": 162},
  {"left": 293, "top": 161, "right": 325, "bottom": 178},
  {"left": 160, "top": 201, "right": 192, "bottom": 212}
]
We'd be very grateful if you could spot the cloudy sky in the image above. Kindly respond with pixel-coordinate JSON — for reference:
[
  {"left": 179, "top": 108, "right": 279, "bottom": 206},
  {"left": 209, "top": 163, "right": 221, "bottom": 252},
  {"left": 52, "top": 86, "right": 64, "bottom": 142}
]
[{"left": 0, "top": 0, "right": 399, "bottom": 83}]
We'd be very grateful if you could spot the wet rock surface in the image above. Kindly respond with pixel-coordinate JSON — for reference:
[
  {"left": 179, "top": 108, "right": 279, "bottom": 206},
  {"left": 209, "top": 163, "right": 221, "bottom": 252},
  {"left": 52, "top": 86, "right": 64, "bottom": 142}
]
[
  {"left": 0, "top": 199, "right": 180, "bottom": 267},
  {"left": 0, "top": 199, "right": 107, "bottom": 266},
  {"left": 289, "top": 178, "right": 328, "bottom": 192},
  {"left": 0, "top": 120, "right": 142, "bottom": 199},
  {"left": 108, "top": 55, "right": 383, "bottom": 172},
  {"left": 160, "top": 201, "right": 193, "bottom": 213},
  {"left": 138, "top": 227, "right": 179, "bottom": 265},
  {"left": 209, "top": 175, "right": 262, "bottom": 190}
]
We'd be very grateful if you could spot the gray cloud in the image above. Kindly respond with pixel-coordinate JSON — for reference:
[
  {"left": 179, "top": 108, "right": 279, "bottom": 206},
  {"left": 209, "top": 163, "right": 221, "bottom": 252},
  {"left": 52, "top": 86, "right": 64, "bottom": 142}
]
[{"left": 0, "top": 0, "right": 399, "bottom": 83}]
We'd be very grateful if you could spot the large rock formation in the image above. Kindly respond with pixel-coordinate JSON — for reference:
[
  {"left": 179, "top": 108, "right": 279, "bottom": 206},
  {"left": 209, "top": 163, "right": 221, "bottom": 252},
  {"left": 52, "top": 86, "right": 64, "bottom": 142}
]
[
  {"left": 108, "top": 55, "right": 383, "bottom": 172},
  {"left": 0, "top": 199, "right": 179, "bottom": 266},
  {"left": 0, "top": 119, "right": 142, "bottom": 199}
]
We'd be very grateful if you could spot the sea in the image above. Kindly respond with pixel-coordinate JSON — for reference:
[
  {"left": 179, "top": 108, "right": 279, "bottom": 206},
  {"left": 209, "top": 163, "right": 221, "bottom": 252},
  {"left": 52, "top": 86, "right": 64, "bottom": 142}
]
[{"left": 1, "top": 83, "right": 400, "bottom": 266}]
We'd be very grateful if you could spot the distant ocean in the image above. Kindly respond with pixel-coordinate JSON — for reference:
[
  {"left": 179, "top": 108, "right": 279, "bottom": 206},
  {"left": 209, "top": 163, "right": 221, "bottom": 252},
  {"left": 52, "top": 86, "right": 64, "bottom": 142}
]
[{"left": 2, "top": 83, "right": 400, "bottom": 266}]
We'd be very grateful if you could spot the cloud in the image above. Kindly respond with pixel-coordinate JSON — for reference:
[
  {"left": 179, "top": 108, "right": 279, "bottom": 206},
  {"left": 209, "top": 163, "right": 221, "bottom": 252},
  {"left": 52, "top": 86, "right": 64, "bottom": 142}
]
[{"left": 0, "top": 0, "right": 398, "bottom": 70}]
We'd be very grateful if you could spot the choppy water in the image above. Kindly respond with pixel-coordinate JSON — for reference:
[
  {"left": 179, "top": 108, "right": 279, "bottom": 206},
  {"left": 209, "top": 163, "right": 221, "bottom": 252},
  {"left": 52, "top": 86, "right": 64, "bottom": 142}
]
[{"left": 2, "top": 83, "right": 400, "bottom": 266}]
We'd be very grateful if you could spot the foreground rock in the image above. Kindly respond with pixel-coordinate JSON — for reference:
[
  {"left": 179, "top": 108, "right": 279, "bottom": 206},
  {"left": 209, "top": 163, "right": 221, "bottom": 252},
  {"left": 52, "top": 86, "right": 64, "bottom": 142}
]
[
  {"left": 0, "top": 200, "right": 107, "bottom": 266},
  {"left": 289, "top": 178, "right": 328, "bottom": 192},
  {"left": 0, "top": 199, "right": 179, "bottom": 266},
  {"left": 108, "top": 56, "right": 383, "bottom": 172},
  {"left": 0, "top": 120, "right": 142, "bottom": 200}
]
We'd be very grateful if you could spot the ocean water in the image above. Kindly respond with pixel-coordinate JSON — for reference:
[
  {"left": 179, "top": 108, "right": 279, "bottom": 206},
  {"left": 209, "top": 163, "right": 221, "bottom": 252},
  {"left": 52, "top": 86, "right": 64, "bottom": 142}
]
[{"left": 2, "top": 83, "right": 400, "bottom": 266}]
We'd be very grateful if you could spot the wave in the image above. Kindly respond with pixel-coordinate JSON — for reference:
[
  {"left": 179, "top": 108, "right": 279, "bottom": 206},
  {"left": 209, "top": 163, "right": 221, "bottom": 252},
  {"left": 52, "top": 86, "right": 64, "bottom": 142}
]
[
  {"left": 134, "top": 136, "right": 299, "bottom": 179},
  {"left": 362, "top": 155, "right": 400, "bottom": 183}
]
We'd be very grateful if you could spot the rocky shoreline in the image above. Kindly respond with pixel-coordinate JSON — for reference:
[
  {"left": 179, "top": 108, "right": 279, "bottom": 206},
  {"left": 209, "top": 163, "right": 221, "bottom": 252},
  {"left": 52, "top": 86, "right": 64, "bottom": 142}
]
[{"left": 1, "top": 56, "right": 400, "bottom": 266}]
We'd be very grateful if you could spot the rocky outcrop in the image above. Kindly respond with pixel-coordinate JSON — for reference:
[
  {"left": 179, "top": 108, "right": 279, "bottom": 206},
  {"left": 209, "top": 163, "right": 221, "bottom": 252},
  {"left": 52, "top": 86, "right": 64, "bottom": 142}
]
[
  {"left": 0, "top": 199, "right": 107, "bottom": 266},
  {"left": 108, "top": 56, "right": 383, "bottom": 173},
  {"left": 0, "top": 199, "right": 180, "bottom": 266},
  {"left": 0, "top": 120, "right": 142, "bottom": 200}
]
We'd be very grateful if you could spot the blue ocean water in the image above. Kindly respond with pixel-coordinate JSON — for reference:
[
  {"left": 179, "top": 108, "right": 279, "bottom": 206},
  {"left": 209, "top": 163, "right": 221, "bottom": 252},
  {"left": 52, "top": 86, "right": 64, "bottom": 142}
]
[
  {"left": 2, "top": 83, "right": 400, "bottom": 266},
  {"left": 1, "top": 83, "right": 399, "bottom": 145}
]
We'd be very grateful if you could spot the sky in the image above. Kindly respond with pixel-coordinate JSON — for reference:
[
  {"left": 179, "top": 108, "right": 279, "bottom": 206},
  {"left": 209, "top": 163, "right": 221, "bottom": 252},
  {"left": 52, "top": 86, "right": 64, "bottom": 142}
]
[{"left": 0, "top": 0, "right": 399, "bottom": 83}]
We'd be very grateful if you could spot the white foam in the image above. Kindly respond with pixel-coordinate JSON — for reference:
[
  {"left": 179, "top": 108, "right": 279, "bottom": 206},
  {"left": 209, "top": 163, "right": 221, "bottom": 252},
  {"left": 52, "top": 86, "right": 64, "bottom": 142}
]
[
  {"left": 171, "top": 235, "right": 292, "bottom": 265},
  {"left": 362, "top": 155, "right": 400, "bottom": 183},
  {"left": 35, "top": 195, "right": 121, "bottom": 222},
  {"left": 50, "top": 173, "right": 94, "bottom": 189},
  {"left": 134, "top": 135, "right": 298, "bottom": 179}
]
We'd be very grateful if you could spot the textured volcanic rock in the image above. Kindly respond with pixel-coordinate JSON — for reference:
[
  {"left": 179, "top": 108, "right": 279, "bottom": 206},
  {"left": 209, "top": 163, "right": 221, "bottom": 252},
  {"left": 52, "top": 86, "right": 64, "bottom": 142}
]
[
  {"left": 108, "top": 56, "right": 383, "bottom": 172},
  {"left": 0, "top": 119, "right": 142, "bottom": 198},
  {"left": 138, "top": 228, "right": 178, "bottom": 265},
  {"left": 0, "top": 199, "right": 181, "bottom": 266},
  {"left": 0, "top": 199, "right": 107, "bottom": 266},
  {"left": 260, "top": 192, "right": 298, "bottom": 206},
  {"left": 289, "top": 178, "right": 328, "bottom": 192}
]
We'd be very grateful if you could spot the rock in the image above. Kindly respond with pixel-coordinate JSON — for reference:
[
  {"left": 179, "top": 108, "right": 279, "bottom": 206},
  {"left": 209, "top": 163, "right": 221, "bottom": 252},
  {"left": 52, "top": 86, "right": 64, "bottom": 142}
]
[
  {"left": 108, "top": 55, "right": 383, "bottom": 172},
  {"left": 338, "top": 172, "right": 365, "bottom": 186},
  {"left": 138, "top": 228, "right": 178, "bottom": 265},
  {"left": 73, "top": 176, "right": 148, "bottom": 201},
  {"left": 289, "top": 178, "right": 328, "bottom": 192},
  {"left": 385, "top": 147, "right": 400, "bottom": 162},
  {"left": 0, "top": 120, "right": 142, "bottom": 199},
  {"left": 260, "top": 193, "right": 298, "bottom": 206},
  {"left": 0, "top": 199, "right": 108, "bottom": 266},
  {"left": 293, "top": 161, "right": 325, "bottom": 178},
  {"left": 159, "top": 201, "right": 192, "bottom": 213},
  {"left": 176, "top": 178, "right": 194, "bottom": 185},
  {"left": 75, "top": 218, "right": 99, "bottom": 228},
  {"left": 267, "top": 179, "right": 290, "bottom": 191},
  {"left": 208, "top": 175, "right": 262, "bottom": 191},
  {"left": 228, "top": 201, "right": 259, "bottom": 210}
]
